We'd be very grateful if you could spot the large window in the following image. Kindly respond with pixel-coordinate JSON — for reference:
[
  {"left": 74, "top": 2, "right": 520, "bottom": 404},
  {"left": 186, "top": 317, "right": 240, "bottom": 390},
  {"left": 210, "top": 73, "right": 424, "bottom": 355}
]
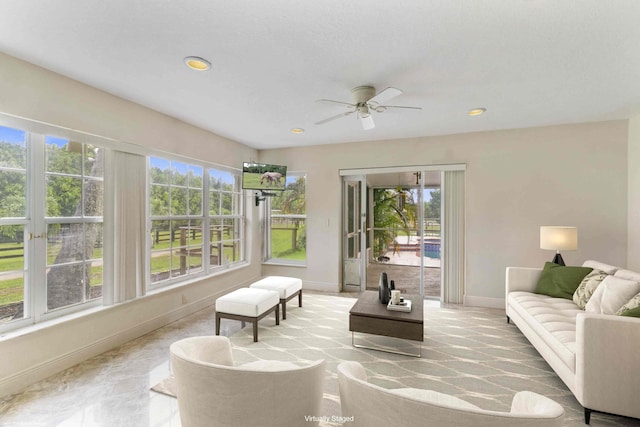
[
  {"left": 148, "top": 158, "right": 244, "bottom": 287},
  {"left": 266, "top": 173, "right": 306, "bottom": 263},
  {"left": 0, "top": 120, "right": 246, "bottom": 332},
  {"left": 0, "top": 125, "right": 104, "bottom": 328}
]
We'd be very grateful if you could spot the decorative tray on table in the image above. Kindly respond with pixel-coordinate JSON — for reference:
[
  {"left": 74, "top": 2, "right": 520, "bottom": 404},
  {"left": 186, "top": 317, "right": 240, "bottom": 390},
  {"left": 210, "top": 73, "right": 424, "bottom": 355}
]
[{"left": 387, "top": 299, "right": 412, "bottom": 312}]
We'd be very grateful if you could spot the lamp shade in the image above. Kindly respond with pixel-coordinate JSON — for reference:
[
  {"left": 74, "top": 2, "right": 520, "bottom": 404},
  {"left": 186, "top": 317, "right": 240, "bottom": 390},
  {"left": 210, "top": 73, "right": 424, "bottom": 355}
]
[{"left": 540, "top": 226, "right": 578, "bottom": 251}]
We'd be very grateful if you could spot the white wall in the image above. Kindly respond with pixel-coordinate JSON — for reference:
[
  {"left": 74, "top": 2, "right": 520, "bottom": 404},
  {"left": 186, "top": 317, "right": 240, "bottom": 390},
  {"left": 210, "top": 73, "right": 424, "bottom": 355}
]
[
  {"left": 628, "top": 114, "right": 640, "bottom": 271},
  {"left": 260, "top": 121, "right": 629, "bottom": 301},
  {"left": 0, "top": 52, "right": 262, "bottom": 396}
]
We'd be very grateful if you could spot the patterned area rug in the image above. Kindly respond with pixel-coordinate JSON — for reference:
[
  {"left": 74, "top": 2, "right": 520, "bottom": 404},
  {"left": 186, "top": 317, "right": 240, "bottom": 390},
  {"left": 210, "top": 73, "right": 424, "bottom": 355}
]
[{"left": 153, "top": 293, "right": 637, "bottom": 426}]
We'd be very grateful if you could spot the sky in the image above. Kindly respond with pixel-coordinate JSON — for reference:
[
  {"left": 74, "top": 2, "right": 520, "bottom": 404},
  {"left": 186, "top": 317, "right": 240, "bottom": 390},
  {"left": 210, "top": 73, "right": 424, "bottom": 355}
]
[{"left": 0, "top": 125, "right": 25, "bottom": 143}]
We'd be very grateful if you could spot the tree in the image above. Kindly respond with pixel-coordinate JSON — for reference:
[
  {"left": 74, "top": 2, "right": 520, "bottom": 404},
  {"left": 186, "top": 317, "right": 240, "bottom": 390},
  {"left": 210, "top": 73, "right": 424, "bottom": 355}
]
[
  {"left": 373, "top": 188, "right": 410, "bottom": 256},
  {"left": 425, "top": 189, "right": 441, "bottom": 220}
]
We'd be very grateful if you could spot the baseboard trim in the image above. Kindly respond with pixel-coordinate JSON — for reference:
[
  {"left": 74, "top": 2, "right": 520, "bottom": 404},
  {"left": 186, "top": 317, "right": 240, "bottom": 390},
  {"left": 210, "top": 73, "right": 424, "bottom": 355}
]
[
  {"left": 0, "top": 291, "right": 224, "bottom": 397},
  {"left": 463, "top": 295, "right": 505, "bottom": 309},
  {"left": 303, "top": 280, "right": 340, "bottom": 293}
]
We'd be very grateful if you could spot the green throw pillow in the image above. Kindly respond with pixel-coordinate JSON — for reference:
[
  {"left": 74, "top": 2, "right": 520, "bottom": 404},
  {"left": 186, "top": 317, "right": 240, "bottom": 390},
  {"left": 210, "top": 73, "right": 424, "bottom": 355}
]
[
  {"left": 535, "top": 262, "right": 593, "bottom": 300},
  {"left": 620, "top": 306, "right": 640, "bottom": 317}
]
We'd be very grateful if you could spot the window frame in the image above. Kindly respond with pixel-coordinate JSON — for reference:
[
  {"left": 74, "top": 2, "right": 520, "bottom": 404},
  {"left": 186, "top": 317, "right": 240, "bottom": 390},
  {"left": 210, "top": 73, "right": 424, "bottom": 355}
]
[
  {"left": 147, "top": 157, "right": 246, "bottom": 290},
  {"left": 0, "top": 127, "right": 106, "bottom": 333}
]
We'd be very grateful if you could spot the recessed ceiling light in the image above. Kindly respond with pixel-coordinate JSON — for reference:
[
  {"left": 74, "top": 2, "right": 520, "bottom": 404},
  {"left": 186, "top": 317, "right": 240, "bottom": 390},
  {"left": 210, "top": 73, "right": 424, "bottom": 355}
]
[
  {"left": 184, "top": 56, "right": 211, "bottom": 71},
  {"left": 468, "top": 107, "right": 486, "bottom": 116},
  {"left": 291, "top": 128, "right": 305, "bottom": 134}
]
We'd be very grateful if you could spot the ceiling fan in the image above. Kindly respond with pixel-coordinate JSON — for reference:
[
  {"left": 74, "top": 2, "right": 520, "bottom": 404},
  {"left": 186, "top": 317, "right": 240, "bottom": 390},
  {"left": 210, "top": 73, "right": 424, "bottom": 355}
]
[{"left": 315, "top": 86, "right": 421, "bottom": 130}]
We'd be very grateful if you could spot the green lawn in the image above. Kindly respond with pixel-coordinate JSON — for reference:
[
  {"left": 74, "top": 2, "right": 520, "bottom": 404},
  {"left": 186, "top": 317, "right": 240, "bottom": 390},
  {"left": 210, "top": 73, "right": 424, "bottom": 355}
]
[{"left": 271, "top": 229, "right": 306, "bottom": 260}]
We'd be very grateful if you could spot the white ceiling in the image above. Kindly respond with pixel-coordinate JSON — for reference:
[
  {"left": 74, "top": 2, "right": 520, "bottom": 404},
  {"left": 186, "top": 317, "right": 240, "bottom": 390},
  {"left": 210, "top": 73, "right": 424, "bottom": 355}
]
[{"left": 1, "top": 1, "right": 639, "bottom": 150}]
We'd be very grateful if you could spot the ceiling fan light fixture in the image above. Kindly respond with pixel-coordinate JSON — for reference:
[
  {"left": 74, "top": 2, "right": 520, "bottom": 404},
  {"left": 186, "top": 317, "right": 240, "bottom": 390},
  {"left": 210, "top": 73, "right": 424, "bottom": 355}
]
[
  {"left": 468, "top": 107, "right": 486, "bottom": 116},
  {"left": 375, "top": 106, "right": 387, "bottom": 113},
  {"left": 184, "top": 56, "right": 211, "bottom": 71}
]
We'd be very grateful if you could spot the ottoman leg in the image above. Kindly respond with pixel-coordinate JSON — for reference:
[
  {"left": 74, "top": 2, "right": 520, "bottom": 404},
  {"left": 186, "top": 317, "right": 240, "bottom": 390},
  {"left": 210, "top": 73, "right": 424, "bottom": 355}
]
[
  {"left": 252, "top": 319, "right": 258, "bottom": 342},
  {"left": 275, "top": 304, "right": 280, "bottom": 325},
  {"left": 281, "top": 300, "right": 287, "bottom": 320},
  {"left": 298, "top": 289, "right": 302, "bottom": 307},
  {"left": 215, "top": 312, "right": 221, "bottom": 336}
]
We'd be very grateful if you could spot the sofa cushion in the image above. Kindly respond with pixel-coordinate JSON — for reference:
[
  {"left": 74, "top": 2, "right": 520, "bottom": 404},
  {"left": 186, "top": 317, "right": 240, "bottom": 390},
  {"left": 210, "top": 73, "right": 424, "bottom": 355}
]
[
  {"left": 535, "top": 262, "right": 593, "bottom": 300},
  {"left": 572, "top": 269, "right": 608, "bottom": 309},
  {"left": 585, "top": 276, "right": 640, "bottom": 315},
  {"left": 508, "top": 291, "right": 581, "bottom": 371},
  {"left": 582, "top": 260, "right": 619, "bottom": 275},
  {"left": 616, "top": 291, "right": 640, "bottom": 316}
]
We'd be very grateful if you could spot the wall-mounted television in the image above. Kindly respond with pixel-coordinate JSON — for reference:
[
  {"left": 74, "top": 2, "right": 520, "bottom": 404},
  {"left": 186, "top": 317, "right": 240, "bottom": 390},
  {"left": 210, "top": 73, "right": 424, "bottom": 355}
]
[{"left": 242, "top": 162, "right": 287, "bottom": 191}]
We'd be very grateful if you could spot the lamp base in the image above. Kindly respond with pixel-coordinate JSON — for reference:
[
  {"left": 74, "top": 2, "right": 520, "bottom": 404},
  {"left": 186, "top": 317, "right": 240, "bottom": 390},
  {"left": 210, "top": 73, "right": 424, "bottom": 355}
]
[{"left": 551, "top": 253, "right": 565, "bottom": 266}]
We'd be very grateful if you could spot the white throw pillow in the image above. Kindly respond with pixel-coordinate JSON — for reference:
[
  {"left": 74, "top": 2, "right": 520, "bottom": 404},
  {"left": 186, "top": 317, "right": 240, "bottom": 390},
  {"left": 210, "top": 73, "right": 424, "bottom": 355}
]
[
  {"left": 585, "top": 276, "right": 640, "bottom": 314},
  {"left": 582, "top": 260, "right": 619, "bottom": 275},
  {"left": 613, "top": 269, "right": 640, "bottom": 282}
]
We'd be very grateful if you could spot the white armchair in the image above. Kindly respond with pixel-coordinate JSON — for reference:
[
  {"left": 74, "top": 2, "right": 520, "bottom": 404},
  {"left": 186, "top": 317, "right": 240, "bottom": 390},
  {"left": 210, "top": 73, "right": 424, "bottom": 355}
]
[
  {"left": 170, "top": 336, "right": 325, "bottom": 427},
  {"left": 337, "top": 361, "right": 564, "bottom": 427}
]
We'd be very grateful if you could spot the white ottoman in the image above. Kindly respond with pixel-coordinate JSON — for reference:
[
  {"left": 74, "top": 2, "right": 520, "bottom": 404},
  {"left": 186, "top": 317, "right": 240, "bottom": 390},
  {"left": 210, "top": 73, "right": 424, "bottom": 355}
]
[
  {"left": 250, "top": 276, "right": 303, "bottom": 320},
  {"left": 215, "top": 288, "right": 280, "bottom": 342}
]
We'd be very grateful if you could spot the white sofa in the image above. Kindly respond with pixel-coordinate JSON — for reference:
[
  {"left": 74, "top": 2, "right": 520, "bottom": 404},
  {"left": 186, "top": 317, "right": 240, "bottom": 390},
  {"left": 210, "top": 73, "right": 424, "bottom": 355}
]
[
  {"left": 506, "top": 261, "right": 640, "bottom": 424},
  {"left": 337, "top": 361, "right": 565, "bottom": 427}
]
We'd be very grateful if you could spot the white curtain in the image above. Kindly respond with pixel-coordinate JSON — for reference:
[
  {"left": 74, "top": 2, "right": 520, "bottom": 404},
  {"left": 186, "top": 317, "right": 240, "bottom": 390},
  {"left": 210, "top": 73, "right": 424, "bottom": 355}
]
[
  {"left": 442, "top": 170, "right": 465, "bottom": 304},
  {"left": 103, "top": 150, "right": 147, "bottom": 305}
]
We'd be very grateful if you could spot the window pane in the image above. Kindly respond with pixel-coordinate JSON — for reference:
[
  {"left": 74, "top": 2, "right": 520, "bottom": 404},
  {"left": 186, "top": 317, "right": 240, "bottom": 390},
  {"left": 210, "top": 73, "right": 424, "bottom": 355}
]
[
  {"left": 87, "top": 261, "right": 102, "bottom": 301},
  {"left": 84, "top": 179, "right": 103, "bottom": 217},
  {"left": 210, "top": 169, "right": 235, "bottom": 191},
  {"left": 0, "top": 272, "right": 24, "bottom": 323},
  {"left": 47, "top": 175, "right": 82, "bottom": 217},
  {"left": 186, "top": 220, "right": 203, "bottom": 273},
  {"left": 188, "top": 189, "right": 202, "bottom": 215},
  {"left": 188, "top": 165, "right": 203, "bottom": 188},
  {"left": 172, "top": 162, "right": 188, "bottom": 186},
  {"left": 210, "top": 219, "right": 222, "bottom": 244},
  {"left": 150, "top": 157, "right": 170, "bottom": 184},
  {"left": 0, "top": 170, "right": 26, "bottom": 217},
  {"left": 271, "top": 218, "right": 306, "bottom": 260},
  {"left": 86, "top": 223, "right": 103, "bottom": 260},
  {"left": 85, "top": 146, "right": 103, "bottom": 178},
  {"left": 221, "top": 192, "right": 233, "bottom": 214},
  {"left": 209, "top": 192, "right": 220, "bottom": 215},
  {"left": 47, "top": 223, "right": 85, "bottom": 264},
  {"left": 46, "top": 137, "right": 82, "bottom": 175},
  {"left": 170, "top": 187, "right": 187, "bottom": 216},
  {"left": 0, "top": 224, "right": 25, "bottom": 323},
  {"left": 47, "top": 263, "right": 85, "bottom": 310},
  {"left": 150, "top": 184, "right": 169, "bottom": 216},
  {"left": 150, "top": 220, "right": 170, "bottom": 250},
  {"left": 150, "top": 218, "right": 174, "bottom": 283},
  {"left": 0, "top": 126, "right": 26, "bottom": 168}
]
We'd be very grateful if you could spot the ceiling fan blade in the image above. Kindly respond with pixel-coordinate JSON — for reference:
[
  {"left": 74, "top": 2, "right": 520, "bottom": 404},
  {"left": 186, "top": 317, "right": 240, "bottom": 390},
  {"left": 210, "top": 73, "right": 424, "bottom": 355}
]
[
  {"left": 380, "top": 105, "right": 423, "bottom": 111},
  {"left": 359, "top": 114, "right": 375, "bottom": 130},
  {"left": 316, "top": 99, "right": 355, "bottom": 108},
  {"left": 315, "top": 111, "right": 354, "bottom": 125},
  {"left": 367, "top": 87, "right": 402, "bottom": 105}
]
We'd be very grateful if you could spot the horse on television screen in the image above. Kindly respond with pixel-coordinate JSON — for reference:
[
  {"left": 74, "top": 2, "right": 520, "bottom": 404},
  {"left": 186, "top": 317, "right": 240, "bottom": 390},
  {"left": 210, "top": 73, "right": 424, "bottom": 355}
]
[{"left": 260, "top": 172, "right": 282, "bottom": 186}]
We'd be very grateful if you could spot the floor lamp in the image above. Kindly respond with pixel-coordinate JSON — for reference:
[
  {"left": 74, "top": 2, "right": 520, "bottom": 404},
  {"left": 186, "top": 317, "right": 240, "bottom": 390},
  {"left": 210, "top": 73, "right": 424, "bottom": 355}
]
[{"left": 540, "top": 226, "right": 577, "bottom": 266}]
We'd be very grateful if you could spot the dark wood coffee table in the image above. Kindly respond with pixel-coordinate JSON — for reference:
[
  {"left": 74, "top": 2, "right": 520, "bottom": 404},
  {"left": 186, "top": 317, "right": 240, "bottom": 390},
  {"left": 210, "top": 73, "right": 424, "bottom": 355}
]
[{"left": 349, "top": 291, "right": 424, "bottom": 357}]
